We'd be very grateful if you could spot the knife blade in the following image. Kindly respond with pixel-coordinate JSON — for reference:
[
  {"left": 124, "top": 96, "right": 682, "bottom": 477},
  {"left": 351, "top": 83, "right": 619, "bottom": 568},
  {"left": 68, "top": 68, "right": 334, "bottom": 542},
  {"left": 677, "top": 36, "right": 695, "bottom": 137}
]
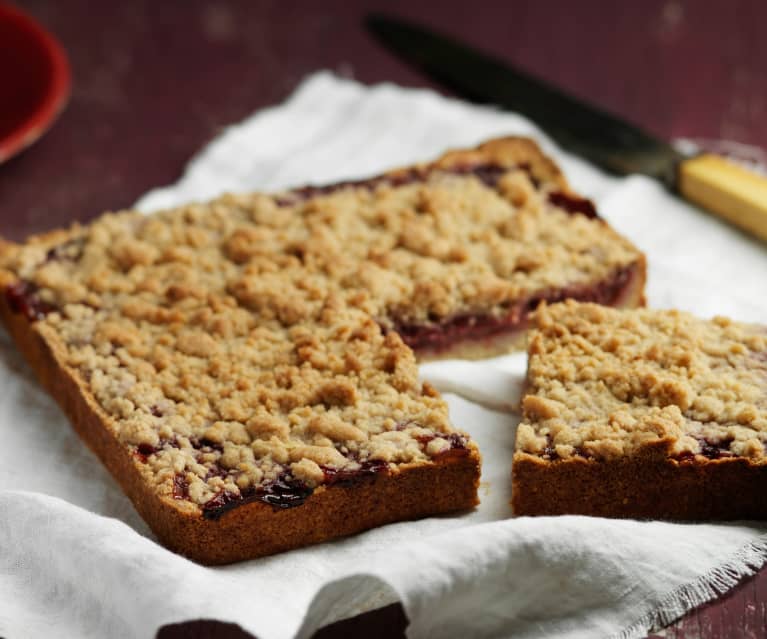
[{"left": 366, "top": 14, "right": 767, "bottom": 243}]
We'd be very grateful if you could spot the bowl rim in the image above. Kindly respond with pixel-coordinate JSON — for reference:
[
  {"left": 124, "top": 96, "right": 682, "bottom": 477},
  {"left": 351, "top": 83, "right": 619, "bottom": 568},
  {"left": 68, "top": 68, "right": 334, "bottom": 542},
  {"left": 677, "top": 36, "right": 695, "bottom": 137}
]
[{"left": 0, "top": 2, "right": 71, "bottom": 163}]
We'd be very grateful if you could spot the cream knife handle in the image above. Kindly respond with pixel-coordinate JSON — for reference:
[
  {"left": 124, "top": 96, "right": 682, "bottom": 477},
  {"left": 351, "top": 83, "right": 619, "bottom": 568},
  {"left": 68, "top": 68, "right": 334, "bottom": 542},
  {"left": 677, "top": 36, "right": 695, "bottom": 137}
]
[{"left": 677, "top": 153, "right": 767, "bottom": 243}]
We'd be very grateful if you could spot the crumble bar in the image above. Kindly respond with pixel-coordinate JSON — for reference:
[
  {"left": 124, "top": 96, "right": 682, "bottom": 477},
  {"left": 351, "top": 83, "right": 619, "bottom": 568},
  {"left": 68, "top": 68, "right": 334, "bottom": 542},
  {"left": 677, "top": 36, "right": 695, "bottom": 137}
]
[
  {"left": 513, "top": 301, "right": 767, "bottom": 519},
  {"left": 0, "top": 137, "right": 645, "bottom": 562}
]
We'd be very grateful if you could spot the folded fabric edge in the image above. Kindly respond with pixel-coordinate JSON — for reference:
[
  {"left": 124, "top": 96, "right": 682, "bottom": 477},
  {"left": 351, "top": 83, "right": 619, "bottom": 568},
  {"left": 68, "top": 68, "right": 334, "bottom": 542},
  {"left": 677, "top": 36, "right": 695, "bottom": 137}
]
[
  {"left": 611, "top": 532, "right": 767, "bottom": 639},
  {"left": 294, "top": 574, "right": 401, "bottom": 639}
]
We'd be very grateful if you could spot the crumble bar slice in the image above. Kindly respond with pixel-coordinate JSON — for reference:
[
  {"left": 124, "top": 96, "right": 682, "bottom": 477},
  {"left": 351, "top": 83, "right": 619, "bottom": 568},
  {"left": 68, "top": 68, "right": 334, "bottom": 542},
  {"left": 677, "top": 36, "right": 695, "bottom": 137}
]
[{"left": 513, "top": 301, "right": 767, "bottom": 519}]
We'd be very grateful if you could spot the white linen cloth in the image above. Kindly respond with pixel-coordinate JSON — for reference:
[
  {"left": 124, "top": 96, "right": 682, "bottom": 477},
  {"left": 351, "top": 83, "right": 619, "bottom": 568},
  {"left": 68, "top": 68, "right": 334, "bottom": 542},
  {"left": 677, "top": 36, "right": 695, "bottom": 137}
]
[{"left": 1, "top": 72, "right": 767, "bottom": 639}]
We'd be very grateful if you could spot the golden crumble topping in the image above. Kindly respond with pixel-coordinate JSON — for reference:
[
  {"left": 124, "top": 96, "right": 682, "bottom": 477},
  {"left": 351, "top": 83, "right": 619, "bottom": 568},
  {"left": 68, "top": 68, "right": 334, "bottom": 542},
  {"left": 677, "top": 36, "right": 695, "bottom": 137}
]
[
  {"left": 3, "top": 141, "right": 643, "bottom": 513},
  {"left": 517, "top": 301, "right": 767, "bottom": 463}
]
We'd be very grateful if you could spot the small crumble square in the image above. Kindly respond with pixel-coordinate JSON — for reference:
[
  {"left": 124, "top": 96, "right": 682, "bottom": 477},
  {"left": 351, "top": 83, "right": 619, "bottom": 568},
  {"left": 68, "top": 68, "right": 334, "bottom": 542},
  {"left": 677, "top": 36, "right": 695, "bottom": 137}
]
[{"left": 512, "top": 301, "right": 767, "bottom": 520}]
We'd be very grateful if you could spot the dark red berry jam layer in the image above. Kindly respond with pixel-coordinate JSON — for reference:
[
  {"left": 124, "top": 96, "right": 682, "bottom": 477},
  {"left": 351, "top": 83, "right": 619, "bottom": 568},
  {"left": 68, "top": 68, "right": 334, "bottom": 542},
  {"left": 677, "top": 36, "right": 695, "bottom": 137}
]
[
  {"left": 541, "top": 434, "right": 591, "bottom": 462},
  {"left": 135, "top": 430, "right": 468, "bottom": 519},
  {"left": 415, "top": 432, "right": 471, "bottom": 460},
  {"left": 131, "top": 425, "right": 467, "bottom": 517},
  {"left": 5, "top": 281, "right": 55, "bottom": 322},
  {"left": 547, "top": 191, "right": 598, "bottom": 219},
  {"left": 392, "top": 263, "right": 637, "bottom": 354},
  {"left": 674, "top": 438, "right": 736, "bottom": 463},
  {"left": 275, "top": 161, "right": 597, "bottom": 220},
  {"left": 135, "top": 435, "right": 400, "bottom": 518},
  {"left": 201, "top": 474, "right": 315, "bottom": 520},
  {"left": 321, "top": 459, "right": 389, "bottom": 486},
  {"left": 44, "top": 237, "right": 85, "bottom": 263},
  {"left": 199, "top": 461, "right": 392, "bottom": 520},
  {"left": 172, "top": 474, "right": 190, "bottom": 500}
]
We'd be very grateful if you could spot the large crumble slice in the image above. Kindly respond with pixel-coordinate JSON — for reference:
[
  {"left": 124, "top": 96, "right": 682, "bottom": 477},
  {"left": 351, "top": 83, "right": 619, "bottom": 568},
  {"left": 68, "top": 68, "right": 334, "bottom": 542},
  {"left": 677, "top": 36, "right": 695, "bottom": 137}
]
[
  {"left": 1, "top": 137, "right": 643, "bottom": 528},
  {"left": 513, "top": 301, "right": 767, "bottom": 520}
]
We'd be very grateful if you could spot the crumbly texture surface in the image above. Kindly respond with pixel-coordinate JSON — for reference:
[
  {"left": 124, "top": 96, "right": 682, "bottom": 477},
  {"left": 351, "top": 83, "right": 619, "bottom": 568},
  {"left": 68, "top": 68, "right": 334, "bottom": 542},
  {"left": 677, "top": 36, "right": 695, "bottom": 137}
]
[
  {"left": 516, "top": 301, "right": 767, "bottom": 464},
  {"left": 1, "top": 138, "right": 644, "bottom": 533}
]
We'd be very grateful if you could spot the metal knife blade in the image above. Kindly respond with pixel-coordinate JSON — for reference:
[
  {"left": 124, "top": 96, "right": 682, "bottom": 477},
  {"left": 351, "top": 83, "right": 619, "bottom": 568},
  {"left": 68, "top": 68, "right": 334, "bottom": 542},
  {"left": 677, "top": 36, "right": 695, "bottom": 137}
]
[{"left": 366, "top": 14, "right": 686, "bottom": 186}]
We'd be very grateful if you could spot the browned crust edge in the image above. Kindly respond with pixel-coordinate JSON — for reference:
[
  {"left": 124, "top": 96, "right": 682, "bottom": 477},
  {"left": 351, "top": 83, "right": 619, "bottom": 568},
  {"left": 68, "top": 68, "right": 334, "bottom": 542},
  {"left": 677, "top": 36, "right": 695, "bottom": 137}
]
[
  {"left": 511, "top": 450, "right": 767, "bottom": 520},
  {"left": 0, "top": 277, "right": 480, "bottom": 565}
]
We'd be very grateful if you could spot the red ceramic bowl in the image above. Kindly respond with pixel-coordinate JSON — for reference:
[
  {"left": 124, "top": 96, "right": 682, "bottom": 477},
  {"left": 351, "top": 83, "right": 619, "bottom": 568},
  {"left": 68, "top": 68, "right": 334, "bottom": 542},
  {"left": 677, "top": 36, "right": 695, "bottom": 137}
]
[{"left": 0, "top": 2, "right": 71, "bottom": 163}]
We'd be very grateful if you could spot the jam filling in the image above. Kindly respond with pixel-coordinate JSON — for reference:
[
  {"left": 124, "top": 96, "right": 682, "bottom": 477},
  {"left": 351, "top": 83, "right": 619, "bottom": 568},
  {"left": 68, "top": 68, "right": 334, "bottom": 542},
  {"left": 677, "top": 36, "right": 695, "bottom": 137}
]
[
  {"left": 392, "top": 264, "right": 636, "bottom": 353},
  {"left": 274, "top": 161, "right": 594, "bottom": 220},
  {"left": 541, "top": 436, "right": 744, "bottom": 464},
  {"left": 137, "top": 430, "right": 463, "bottom": 518},
  {"left": 44, "top": 237, "right": 85, "bottom": 263},
  {"left": 674, "top": 437, "right": 736, "bottom": 463},
  {"left": 135, "top": 442, "right": 157, "bottom": 463},
  {"left": 137, "top": 432, "right": 317, "bottom": 517},
  {"left": 275, "top": 167, "right": 426, "bottom": 206},
  {"left": 132, "top": 434, "right": 217, "bottom": 463},
  {"left": 548, "top": 191, "right": 598, "bottom": 219},
  {"left": 415, "top": 432, "right": 471, "bottom": 460},
  {"left": 172, "top": 473, "right": 189, "bottom": 500},
  {"left": 135, "top": 436, "right": 396, "bottom": 519},
  {"left": 5, "top": 281, "right": 55, "bottom": 322},
  {"left": 541, "top": 445, "right": 559, "bottom": 461},
  {"left": 541, "top": 434, "right": 591, "bottom": 462},
  {"left": 449, "top": 163, "right": 509, "bottom": 188},
  {"left": 321, "top": 459, "right": 388, "bottom": 486},
  {"left": 201, "top": 474, "right": 315, "bottom": 521}
]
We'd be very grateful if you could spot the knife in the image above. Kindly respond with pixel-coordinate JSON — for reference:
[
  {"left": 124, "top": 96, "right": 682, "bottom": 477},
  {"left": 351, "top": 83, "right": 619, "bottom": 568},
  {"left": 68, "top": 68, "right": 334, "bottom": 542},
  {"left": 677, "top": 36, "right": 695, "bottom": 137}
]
[{"left": 366, "top": 14, "right": 767, "bottom": 243}]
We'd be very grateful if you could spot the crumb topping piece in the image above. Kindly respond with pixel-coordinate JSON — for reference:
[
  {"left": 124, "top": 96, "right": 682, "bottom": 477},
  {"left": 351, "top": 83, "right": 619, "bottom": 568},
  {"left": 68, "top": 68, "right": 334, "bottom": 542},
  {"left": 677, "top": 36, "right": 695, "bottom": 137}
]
[{"left": 518, "top": 301, "right": 767, "bottom": 463}]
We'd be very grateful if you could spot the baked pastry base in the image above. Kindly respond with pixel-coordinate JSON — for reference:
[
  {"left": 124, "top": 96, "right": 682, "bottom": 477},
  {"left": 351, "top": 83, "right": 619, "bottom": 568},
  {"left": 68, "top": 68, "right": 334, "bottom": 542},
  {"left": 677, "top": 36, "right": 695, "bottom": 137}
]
[{"left": 513, "top": 449, "right": 767, "bottom": 519}]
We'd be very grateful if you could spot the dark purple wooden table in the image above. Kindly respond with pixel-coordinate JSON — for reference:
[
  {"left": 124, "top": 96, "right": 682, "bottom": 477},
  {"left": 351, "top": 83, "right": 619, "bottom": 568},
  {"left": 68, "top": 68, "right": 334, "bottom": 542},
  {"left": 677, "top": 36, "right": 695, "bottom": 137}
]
[{"left": 3, "top": 1, "right": 766, "bottom": 637}]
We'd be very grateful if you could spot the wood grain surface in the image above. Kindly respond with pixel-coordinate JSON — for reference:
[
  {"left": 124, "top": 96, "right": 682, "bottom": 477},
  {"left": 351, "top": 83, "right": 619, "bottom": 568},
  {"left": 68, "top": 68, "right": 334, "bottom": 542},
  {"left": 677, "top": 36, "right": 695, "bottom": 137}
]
[{"left": 2, "top": 1, "right": 766, "bottom": 637}]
